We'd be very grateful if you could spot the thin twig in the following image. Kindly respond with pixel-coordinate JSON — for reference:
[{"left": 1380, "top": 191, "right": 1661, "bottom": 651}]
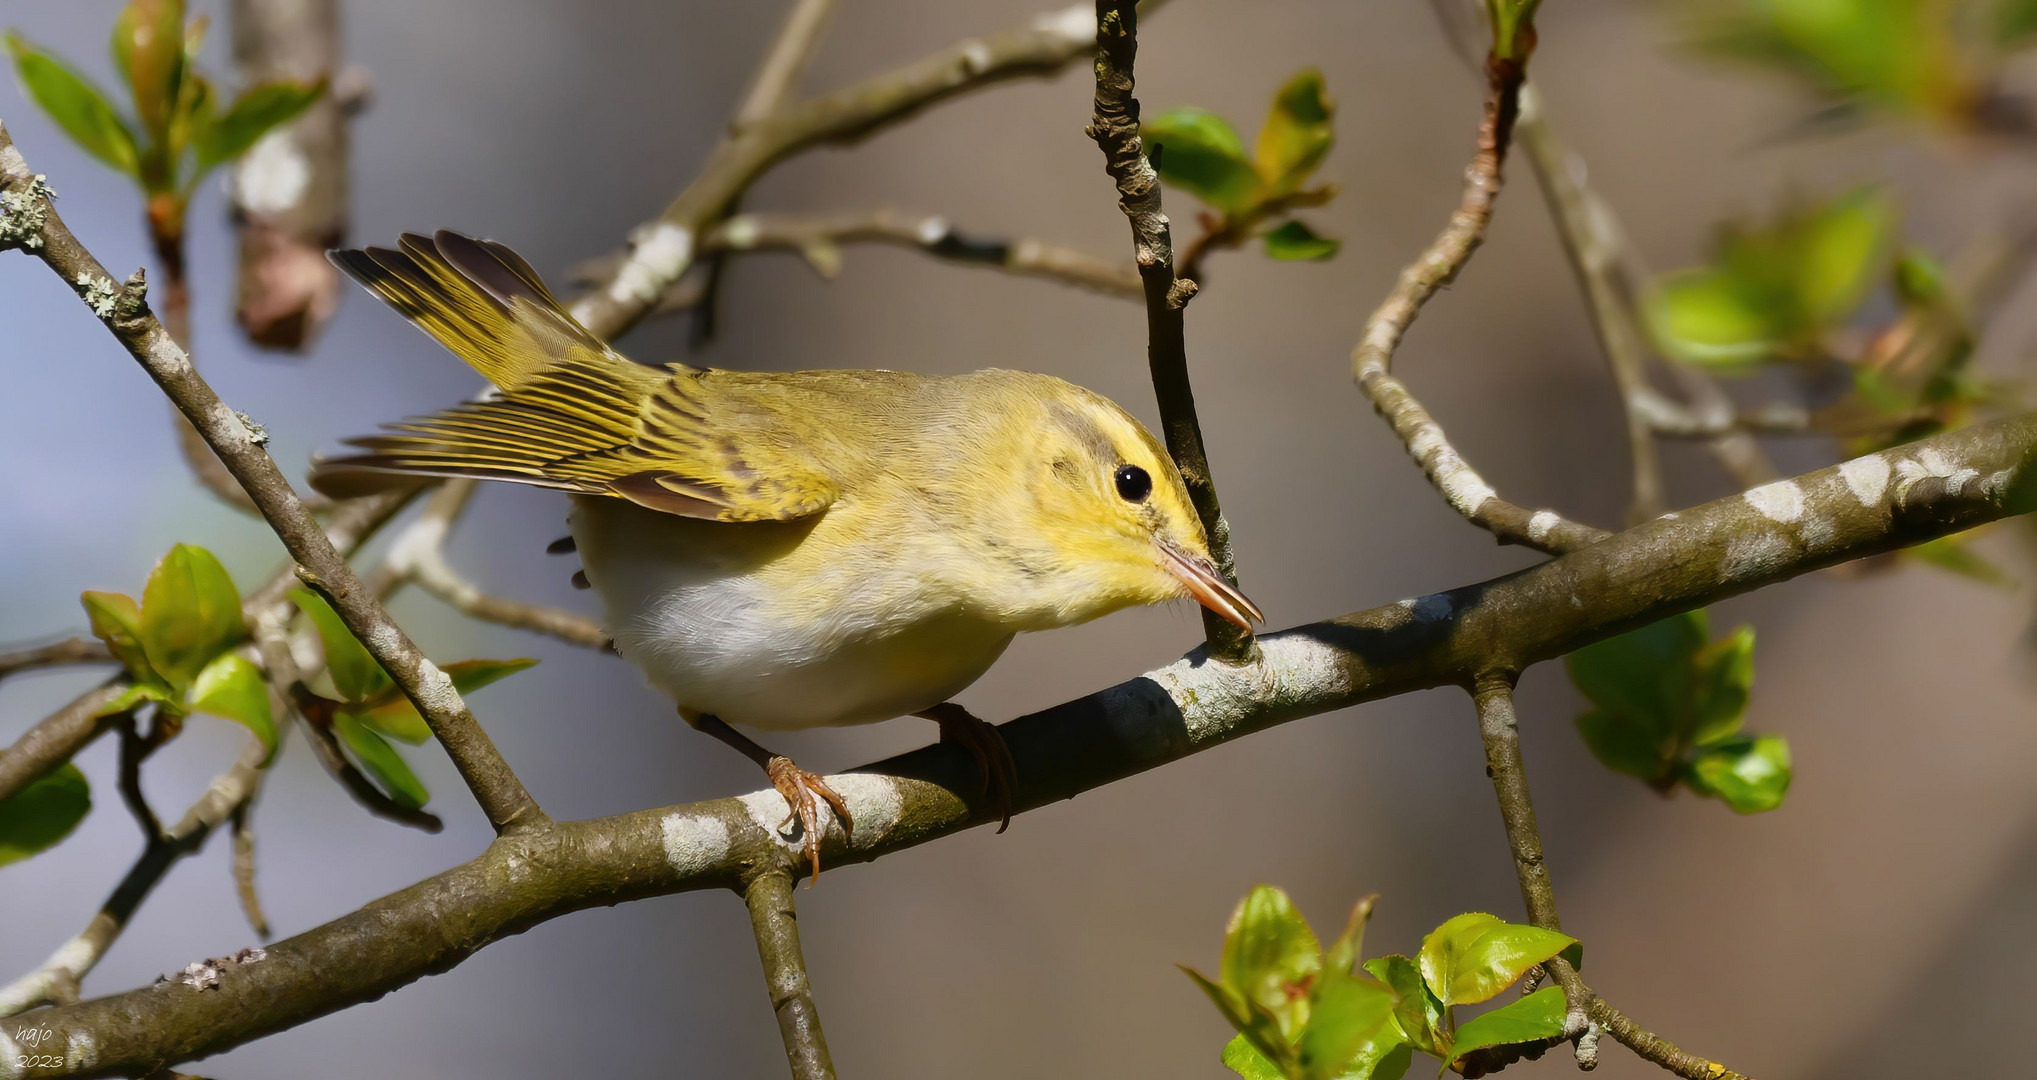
[
  {"left": 706, "top": 209, "right": 1143, "bottom": 298},
  {"left": 1349, "top": 56, "right": 1607, "bottom": 555},
  {"left": 0, "top": 683, "right": 125, "bottom": 804},
  {"left": 744, "top": 869, "right": 837, "bottom": 1080},
  {"left": 1514, "top": 84, "right": 1668, "bottom": 522},
  {"left": 732, "top": 0, "right": 839, "bottom": 131},
  {"left": 1472, "top": 676, "right": 1757, "bottom": 1079},
  {"left": 0, "top": 736, "right": 270, "bottom": 1017},
  {"left": 0, "top": 636, "right": 113, "bottom": 681},
  {"left": 1088, "top": 0, "right": 1252, "bottom": 659},
  {"left": 0, "top": 122, "right": 542, "bottom": 835},
  {"left": 230, "top": 800, "right": 270, "bottom": 939},
  {"left": 569, "top": 1, "right": 1159, "bottom": 339},
  {"left": 386, "top": 480, "right": 609, "bottom": 650}
]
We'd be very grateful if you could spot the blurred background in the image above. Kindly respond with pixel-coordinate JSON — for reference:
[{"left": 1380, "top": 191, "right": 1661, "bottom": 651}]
[{"left": 4, "top": 1, "right": 2036, "bottom": 1076}]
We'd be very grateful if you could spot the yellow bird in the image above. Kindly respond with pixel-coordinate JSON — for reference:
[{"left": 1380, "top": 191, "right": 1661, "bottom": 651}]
[{"left": 313, "top": 231, "right": 1260, "bottom": 873}]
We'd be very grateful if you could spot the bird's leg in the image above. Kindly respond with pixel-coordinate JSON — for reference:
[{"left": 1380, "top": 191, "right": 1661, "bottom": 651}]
[
  {"left": 685, "top": 712, "right": 852, "bottom": 880},
  {"left": 915, "top": 703, "right": 1016, "bottom": 834}
]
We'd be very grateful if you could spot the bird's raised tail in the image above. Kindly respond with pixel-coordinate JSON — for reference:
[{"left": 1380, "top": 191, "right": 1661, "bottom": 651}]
[
  {"left": 329, "top": 230, "right": 614, "bottom": 391},
  {"left": 312, "top": 231, "right": 671, "bottom": 502}
]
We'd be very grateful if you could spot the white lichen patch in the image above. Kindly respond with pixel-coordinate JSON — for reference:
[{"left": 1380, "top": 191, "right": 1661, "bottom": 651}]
[
  {"left": 660, "top": 812, "right": 730, "bottom": 877},
  {"left": 610, "top": 223, "right": 693, "bottom": 305},
  {"left": 915, "top": 215, "right": 951, "bottom": 246},
  {"left": 1839, "top": 453, "right": 1891, "bottom": 507},
  {"left": 1527, "top": 511, "right": 1560, "bottom": 542},
  {"left": 1743, "top": 480, "right": 1805, "bottom": 523},
  {"left": 0, "top": 173, "right": 54, "bottom": 251},
  {"left": 234, "top": 131, "right": 310, "bottom": 216},
  {"left": 1981, "top": 467, "right": 2018, "bottom": 499},
  {"left": 63, "top": 1030, "right": 96, "bottom": 1071},
  {"left": 739, "top": 788, "right": 836, "bottom": 853},
  {"left": 719, "top": 216, "right": 759, "bottom": 249},
  {"left": 1721, "top": 532, "right": 1792, "bottom": 581},
  {"left": 74, "top": 272, "right": 118, "bottom": 318},
  {"left": 1035, "top": 2, "right": 1095, "bottom": 45},
  {"left": 1894, "top": 448, "right": 1979, "bottom": 507},
  {"left": 827, "top": 773, "right": 904, "bottom": 849},
  {"left": 1407, "top": 427, "right": 1496, "bottom": 514},
  {"left": 959, "top": 40, "right": 993, "bottom": 75}
]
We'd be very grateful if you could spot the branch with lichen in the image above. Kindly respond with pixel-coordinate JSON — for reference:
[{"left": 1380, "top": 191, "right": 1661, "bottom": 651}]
[
  {"left": 569, "top": 0, "right": 1162, "bottom": 339},
  {"left": 1349, "top": 47, "right": 1606, "bottom": 556},
  {"left": 0, "top": 121, "right": 540, "bottom": 836},
  {"left": 12, "top": 413, "right": 2033, "bottom": 1075},
  {"left": 1087, "top": 0, "right": 1251, "bottom": 658}
]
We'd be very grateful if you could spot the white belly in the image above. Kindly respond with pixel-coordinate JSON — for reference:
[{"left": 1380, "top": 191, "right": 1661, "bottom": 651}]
[{"left": 568, "top": 496, "right": 1014, "bottom": 732}]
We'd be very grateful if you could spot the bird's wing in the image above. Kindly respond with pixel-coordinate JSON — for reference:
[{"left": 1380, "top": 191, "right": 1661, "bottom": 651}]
[{"left": 313, "top": 231, "right": 838, "bottom": 522}]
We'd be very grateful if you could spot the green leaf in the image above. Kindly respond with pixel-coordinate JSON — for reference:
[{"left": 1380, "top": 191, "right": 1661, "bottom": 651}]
[
  {"left": 1689, "top": 624, "right": 1756, "bottom": 746},
  {"left": 6, "top": 34, "right": 141, "bottom": 176},
  {"left": 1221, "top": 885, "right": 1324, "bottom": 1039},
  {"left": 1416, "top": 913, "right": 1576, "bottom": 1007},
  {"left": 1324, "top": 895, "right": 1376, "bottom": 976},
  {"left": 1448, "top": 986, "right": 1567, "bottom": 1067},
  {"left": 1363, "top": 954, "right": 1443, "bottom": 1056},
  {"left": 1648, "top": 188, "right": 1892, "bottom": 370},
  {"left": 0, "top": 763, "right": 91, "bottom": 867},
  {"left": 96, "top": 680, "right": 178, "bottom": 720},
  {"left": 1358, "top": 1042, "right": 1412, "bottom": 1080},
  {"left": 1999, "top": 0, "right": 2037, "bottom": 45},
  {"left": 334, "top": 713, "right": 429, "bottom": 810},
  {"left": 1187, "top": 965, "right": 1300, "bottom": 1076},
  {"left": 1142, "top": 107, "right": 1265, "bottom": 216},
  {"left": 186, "top": 652, "right": 278, "bottom": 764},
  {"left": 1222, "top": 1034, "right": 1290, "bottom": 1080},
  {"left": 1908, "top": 535, "right": 2014, "bottom": 586},
  {"left": 81, "top": 590, "right": 152, "bottom": 680},
  {"left": 112, "top": 0, "right": 186, "bottom": 145},
  {"left": 1567, "top": 610, "right": 1758, "bottom": 787},
  {"left": 1485, "top": 0, "right": 1543, "bottom": 61},
  {"left": 1264, "top": 220, "right": 1341, "bottom": 262},
  {"left": 289, "top": 588, "right": 391, "bottom": 704},
  {"left": 1296, "top": 970, "right": 1400, "bottom": 1080},
  {"left": 1255, "top": 68, "right": 1334, "bottom": 194},
  {"left": 140, "top": 544, "right": 247, "bottom": 691},
  {"left": 1683, "top": 734, "right": 1792, "bottom": 813},
  {"left": 352, "top": 657, "right": 536, "bottom": 744},
  {"left": 191, "top": 78, "right": 323, "bottom": 171}
]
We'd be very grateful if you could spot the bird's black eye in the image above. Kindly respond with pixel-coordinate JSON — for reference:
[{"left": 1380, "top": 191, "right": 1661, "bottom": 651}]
[{"left": 1113, "top": 464, "right": 1152, "bottom": 502}]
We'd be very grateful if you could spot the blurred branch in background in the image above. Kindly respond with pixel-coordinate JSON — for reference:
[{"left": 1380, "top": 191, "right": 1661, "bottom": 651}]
[
  {"left": 0, "top": 638, "right": 112, "bottom": 683},
  {"left": 228, "top": 0, "right": 355, "bottom": 351},
  {"left": 1348, "top": 29, "right": 1608, "bottom": 557},
  {"left": 13, "top": 409, "right": 2035, "bottom": 1073}
]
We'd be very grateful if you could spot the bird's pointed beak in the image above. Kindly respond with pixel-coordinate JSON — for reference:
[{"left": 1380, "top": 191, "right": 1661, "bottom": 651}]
[{"left": 1162, "top": 545, "right": 1264, "bottom": 631}]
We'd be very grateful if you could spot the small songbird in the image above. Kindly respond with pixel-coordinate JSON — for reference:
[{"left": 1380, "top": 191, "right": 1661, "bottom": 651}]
[{"left": 313, "top": 232, "right": 1261, "bottom": 873}]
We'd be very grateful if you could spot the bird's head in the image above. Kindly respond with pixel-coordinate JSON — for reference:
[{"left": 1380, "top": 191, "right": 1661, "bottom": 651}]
[{"left": 965, "top": 375, "right": 1262, "bottom": 633}]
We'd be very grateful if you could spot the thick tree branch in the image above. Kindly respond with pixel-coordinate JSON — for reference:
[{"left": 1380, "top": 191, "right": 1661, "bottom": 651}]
[
  {"left": 14, "top": 415, "right": 2033, "bottom": 1075},
  {"left": 569, "top": 0, "right": 1154, "bottom": 338},
  {"left": 0, "top": 122, "right": 541, "bottom": 835},
  {"left": 745, "top": 869, "right": 836, "bottom": 1080},
  {"left": 0, "top": 639, "right": 112, "bottom": 683},
  {"left": 1088, "top": 0, "right": 1250, "bottom": 658},
  {"left": 1351, "top": 61, "right": 1608, "bottom": 556}
]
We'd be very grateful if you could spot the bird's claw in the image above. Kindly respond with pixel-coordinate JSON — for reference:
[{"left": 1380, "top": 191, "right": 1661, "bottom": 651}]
[
  {"left": 926, "top": 704, "right": 1017, "bottom": 833},
  {"left": 766, "top": 756, "right": 852, "bottom": 882}
]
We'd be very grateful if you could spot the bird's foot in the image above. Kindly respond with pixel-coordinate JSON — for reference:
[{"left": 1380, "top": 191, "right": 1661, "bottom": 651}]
[
  {"left": 919, "top": 703, "right": 1017, "bottom": 833},
  {"left": 766, "top": 756, "right": 853, "bottom": 881}
]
